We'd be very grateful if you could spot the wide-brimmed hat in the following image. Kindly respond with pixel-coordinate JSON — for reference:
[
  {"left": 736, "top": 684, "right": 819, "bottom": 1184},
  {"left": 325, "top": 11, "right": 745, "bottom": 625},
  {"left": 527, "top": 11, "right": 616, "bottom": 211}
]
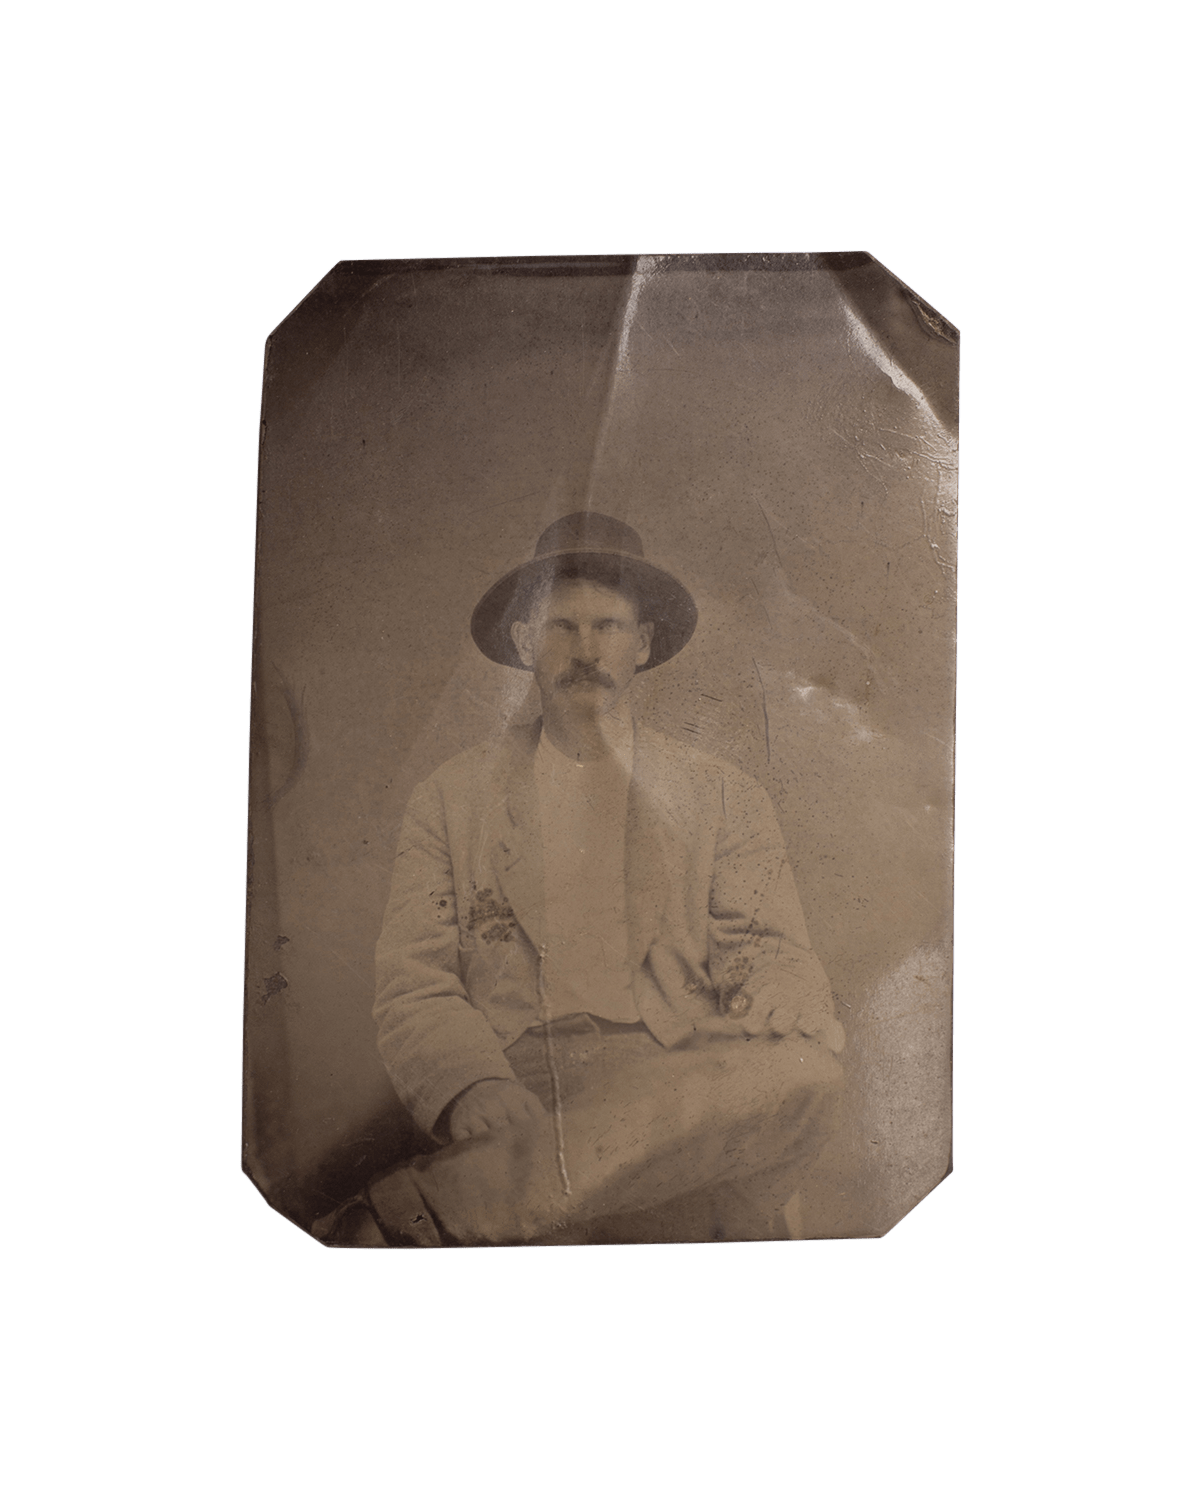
[{"left": 470, "top": 511, "right": 698, "bottom": 672}]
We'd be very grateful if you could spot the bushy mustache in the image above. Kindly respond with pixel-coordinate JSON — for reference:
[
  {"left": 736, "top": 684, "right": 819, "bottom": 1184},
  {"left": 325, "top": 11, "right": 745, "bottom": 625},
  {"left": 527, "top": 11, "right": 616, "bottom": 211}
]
[{"left": 556, "top": 664, "right": 615, "bottom": 689}]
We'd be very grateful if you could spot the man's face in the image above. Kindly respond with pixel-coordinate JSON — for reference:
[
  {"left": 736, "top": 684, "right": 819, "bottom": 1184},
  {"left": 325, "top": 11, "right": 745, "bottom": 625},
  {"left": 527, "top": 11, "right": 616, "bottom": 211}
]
[{"left": 510, "top": 579, "right": 654, "bottom": 715}]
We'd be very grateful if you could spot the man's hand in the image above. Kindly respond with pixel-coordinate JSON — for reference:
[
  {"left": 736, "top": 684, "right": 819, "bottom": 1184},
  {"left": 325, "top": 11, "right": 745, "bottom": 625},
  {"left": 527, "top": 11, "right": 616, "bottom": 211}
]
[
  {"left": 749, "top": 994, "right": 808, "bottom": 1039},
  {"left": 702, "top": 990, "right": 804, "bottom": 1038},
  {"left": 447, "top": 1079, "right": 547, "bottom": 1143}
]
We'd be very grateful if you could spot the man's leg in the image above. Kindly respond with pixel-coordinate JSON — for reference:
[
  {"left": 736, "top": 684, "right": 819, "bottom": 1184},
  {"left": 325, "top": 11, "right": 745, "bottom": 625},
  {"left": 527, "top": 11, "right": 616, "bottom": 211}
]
[{"left": 397, "top": 1018, "right": 843, "bottom": 1246}]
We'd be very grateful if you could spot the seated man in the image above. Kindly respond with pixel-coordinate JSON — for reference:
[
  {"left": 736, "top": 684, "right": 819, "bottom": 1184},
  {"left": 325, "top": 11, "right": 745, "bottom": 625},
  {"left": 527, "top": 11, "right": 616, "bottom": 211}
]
[{"left": 316, "top": 511, "right": 845, "bottom": 1247}]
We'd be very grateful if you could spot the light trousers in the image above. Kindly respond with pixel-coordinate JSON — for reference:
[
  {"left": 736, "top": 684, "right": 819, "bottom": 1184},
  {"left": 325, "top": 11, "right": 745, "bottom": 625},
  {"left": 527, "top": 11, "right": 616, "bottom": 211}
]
[{"left": 405, "top": 1015, "right": 844, "bottom": 1245}]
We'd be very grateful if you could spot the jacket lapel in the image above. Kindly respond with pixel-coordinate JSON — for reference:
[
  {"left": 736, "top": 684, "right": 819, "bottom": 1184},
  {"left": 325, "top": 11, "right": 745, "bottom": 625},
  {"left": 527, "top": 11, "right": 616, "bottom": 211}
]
[
  {"left": 490, "top": 720, "right": 545, "bottom": 956},
  {"left": 625, "top": 727, "right": 672, "bottom": 968}
]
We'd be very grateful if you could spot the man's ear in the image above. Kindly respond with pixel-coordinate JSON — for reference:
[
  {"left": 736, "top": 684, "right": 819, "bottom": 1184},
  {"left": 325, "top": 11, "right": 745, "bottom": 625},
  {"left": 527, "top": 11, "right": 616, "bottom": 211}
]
[
  {"left": 510, "top": 619, "right": 535, "bottom": 668},
  {"left": 635, "top": 619, "right": 654, "bottom": 667}
]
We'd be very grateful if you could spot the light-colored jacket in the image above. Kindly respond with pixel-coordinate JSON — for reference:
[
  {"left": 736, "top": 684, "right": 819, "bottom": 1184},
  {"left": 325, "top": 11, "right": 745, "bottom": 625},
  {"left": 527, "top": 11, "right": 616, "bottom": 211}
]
[{"left": 375, "top": 720, "right": 843, "bottom": 1135}]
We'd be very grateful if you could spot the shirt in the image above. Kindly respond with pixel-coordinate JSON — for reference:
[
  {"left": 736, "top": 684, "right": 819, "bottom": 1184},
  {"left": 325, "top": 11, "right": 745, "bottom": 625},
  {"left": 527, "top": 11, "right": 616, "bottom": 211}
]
[{"left": 532, "top": 723, "right": 641, "bottom": 1025}]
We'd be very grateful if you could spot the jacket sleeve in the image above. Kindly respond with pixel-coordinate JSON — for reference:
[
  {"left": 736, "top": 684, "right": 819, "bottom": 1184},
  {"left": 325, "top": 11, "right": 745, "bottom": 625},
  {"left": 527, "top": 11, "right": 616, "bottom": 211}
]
[
  {"left": 374, "top": 774, "right": 517, "bottom": 1136},
  {"left": 707, "top": 768, "right": 845, "bottom": 1052}
]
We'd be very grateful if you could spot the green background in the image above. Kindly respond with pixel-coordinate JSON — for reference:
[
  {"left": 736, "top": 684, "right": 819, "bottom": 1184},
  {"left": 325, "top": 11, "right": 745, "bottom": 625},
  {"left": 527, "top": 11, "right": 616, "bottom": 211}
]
[{"left": 7, "top": 2, "right": 1188, "bottom": 1500}]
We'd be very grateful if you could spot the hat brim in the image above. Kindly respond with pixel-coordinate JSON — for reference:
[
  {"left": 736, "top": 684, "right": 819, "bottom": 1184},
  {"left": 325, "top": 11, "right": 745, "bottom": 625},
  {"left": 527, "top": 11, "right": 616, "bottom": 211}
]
[{"left": 470, "top": 550, "right": 698, "bottom": 671}]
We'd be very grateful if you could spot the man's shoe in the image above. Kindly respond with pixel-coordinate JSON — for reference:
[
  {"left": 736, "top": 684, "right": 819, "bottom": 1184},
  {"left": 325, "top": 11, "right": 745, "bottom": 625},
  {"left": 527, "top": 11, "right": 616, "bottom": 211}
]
[
  {"left": 311, "top": 1196, "right": 389, "bottom": 1248},
  {"left": 366, "top": 1164, "right": 445, "bottom": 1247}
]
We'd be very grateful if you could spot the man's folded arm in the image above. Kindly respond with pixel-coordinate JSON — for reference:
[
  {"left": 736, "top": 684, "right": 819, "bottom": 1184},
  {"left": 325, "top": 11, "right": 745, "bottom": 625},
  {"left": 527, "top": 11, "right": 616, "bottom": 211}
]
[
  {"left": 374, "top": 777, "right": 517, "bottom": 1135},
  {"left": 708, "top": 769, "right": 845, "bottom": 1052}
]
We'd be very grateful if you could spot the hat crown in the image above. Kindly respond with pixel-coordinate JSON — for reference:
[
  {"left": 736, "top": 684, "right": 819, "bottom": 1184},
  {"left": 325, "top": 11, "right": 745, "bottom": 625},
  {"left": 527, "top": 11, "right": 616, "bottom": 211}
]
[{"left": 533, "top": 511, "right": 645, "bottom": 559}]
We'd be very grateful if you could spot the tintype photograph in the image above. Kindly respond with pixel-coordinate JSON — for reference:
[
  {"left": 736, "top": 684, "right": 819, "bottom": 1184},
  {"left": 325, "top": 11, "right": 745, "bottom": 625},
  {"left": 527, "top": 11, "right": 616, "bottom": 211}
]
[{"left": 245, "top": 252, "right": 958, "bottom": 1246}]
